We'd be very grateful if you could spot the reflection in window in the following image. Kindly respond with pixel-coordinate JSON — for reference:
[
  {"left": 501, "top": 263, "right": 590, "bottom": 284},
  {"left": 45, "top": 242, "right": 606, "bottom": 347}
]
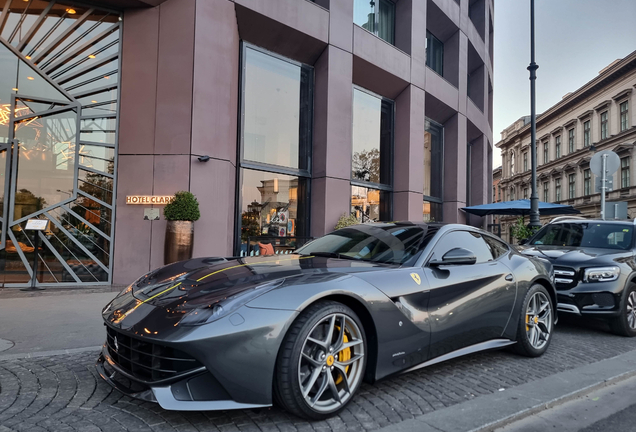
[
  {"left": 353, "top": 0, "right": 395, "bottom": 45},
  {"left": 239, "top": 169, "right": 309, "bottom": 256},
  {"left": 243, "top": 46, "right": 312, "bottom": 170},
  {"left": 351, "top": 185, "right": 390, "bottom": 223},
  {"left": 423, "top": 200, "right": 442, "bottom": 222},
  {"left": 352, "top": 88, "right": 393, "bottom": 185},
  {"left": 424, "top": 119, "right": 443, "bottom": 199}
]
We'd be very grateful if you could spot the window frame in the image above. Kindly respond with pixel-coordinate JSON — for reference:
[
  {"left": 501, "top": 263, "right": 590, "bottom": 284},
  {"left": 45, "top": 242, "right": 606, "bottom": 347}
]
[
  {"left": 568, "top": 173, "right": 576, "bottom": 199},
  {"left": 555, "top": 136, "right": 561, "bottom": 159},
  {"left": 523, "top": 151, "right": 528, "bottom": 171},
  {"left": 620, "top": 101, "right": 629, "bottom": 132},
  {"left": 584, "top": 169, "right": 591, "bottom": 196},
  {"left": 235, "top": 42, "right": 315, "bottom": 254},
  {"left": 601, "top": 111, "right": 608, "bottom": 140},
  {"left": 621, "top": 157, "right": 630, "bottom": 189},
  {"left": 555, "top": 178, "right": 562, "bottom": 201},
  {"left": 568, "top": 128, "right": 575, "bottom": 153},
  {"left": 584, "top": 120, "right": 590, "bottom": 147},
  {"left": 543, "top": 181, "right": 549, "bottom": 202},
  {"left": 543, "top": 142, "right": 549, "bottom": 164},
  {"left": 426, "top": 30, "right": 444, "bottom": 77}
]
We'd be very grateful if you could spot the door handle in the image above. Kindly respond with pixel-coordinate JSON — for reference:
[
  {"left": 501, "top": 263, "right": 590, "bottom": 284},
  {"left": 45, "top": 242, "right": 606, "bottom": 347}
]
[{"left": 505, "top": 274, "right": 514, "bottom": 281}]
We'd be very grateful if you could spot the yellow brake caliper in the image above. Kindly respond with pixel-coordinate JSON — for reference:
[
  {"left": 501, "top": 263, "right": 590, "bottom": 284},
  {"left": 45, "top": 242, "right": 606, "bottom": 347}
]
[
  {"left": 335, "top": 327, "right": 351, "bottom": 385},
  {"left": 526, "top": 314, "right": 530, "bottom": 332}
]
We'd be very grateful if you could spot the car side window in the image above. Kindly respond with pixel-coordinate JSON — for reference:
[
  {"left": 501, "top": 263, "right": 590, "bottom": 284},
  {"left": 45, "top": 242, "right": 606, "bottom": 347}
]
[
  {"left": 483, "top": 235, "right": 510, "bottom": 259},
  {"left": 430, "top": 231, "right": 495, "bottom": 264}
]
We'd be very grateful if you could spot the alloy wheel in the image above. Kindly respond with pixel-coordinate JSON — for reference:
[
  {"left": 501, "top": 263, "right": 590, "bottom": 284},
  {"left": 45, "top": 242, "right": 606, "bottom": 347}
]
[
  {"left": 525, "top": 291, "right": 552, "bottom": 350},
  {"left": 298, "top": 313, "right": 365, "bottom": 413},
  {"left": 627, "top": 291, "right": 636, "bottom": 329}
]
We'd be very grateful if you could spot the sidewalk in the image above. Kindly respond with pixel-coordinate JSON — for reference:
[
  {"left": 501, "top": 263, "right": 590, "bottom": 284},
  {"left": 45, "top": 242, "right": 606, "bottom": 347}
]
[{"left": 0, "top": 287, "right": 119, "bottom": 357}]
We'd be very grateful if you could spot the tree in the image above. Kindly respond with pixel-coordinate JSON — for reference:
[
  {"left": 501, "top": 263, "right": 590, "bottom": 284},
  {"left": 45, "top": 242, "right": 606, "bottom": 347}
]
[{"left": 352, "top": 148, "right": 380, "bottom": 183}]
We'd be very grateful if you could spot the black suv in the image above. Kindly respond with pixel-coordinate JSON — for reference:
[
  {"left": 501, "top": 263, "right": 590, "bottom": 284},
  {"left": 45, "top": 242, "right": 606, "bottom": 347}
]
[{"left": 519, "top": 217, "right": 636, "bottom": 336}]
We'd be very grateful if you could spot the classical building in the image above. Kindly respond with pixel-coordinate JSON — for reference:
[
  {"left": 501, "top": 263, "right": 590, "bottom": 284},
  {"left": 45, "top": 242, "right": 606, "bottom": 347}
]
[
  {"left": 0, "top": 0, "right": 494, "bottom": 287},
  {"left": 496, "top": 51, "right": 636, "bottom": 243}
]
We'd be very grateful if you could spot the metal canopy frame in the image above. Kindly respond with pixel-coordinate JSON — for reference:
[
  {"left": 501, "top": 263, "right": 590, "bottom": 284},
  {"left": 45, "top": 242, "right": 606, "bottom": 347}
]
[{"left": 0, "top": 1, "right": 121, "bottom": 287}]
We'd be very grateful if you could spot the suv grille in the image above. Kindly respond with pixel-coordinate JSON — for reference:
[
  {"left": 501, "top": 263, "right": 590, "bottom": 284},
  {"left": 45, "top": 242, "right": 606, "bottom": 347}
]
[
  {"left": 554, "top": 266, "right": 578, "bottom": 290},
  {"left": 106, "top": 326, "right": 202, "bottom": 382}
]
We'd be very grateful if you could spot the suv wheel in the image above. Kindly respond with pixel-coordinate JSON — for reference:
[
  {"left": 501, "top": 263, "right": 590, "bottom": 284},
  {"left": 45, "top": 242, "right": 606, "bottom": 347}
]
[{"left": 609, "top": 283, "right": 636, "bottom": 337}]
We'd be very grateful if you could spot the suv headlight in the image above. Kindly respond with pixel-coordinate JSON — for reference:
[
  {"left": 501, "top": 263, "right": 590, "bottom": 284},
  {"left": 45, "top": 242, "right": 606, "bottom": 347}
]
[{"left": 583, "top": 266, "right": 620, "bottom": 283}]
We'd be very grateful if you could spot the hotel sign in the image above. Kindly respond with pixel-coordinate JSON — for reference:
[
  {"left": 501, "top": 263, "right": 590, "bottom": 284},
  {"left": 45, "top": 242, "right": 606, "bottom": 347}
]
[{"left": 126, "top": 195, "right": 174, "bottom": 205}]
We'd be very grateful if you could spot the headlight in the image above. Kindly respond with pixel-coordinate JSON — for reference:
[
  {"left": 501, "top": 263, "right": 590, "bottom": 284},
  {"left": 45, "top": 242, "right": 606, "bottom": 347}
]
[
  {"left": 179, "top": 279, "right": 284, "bottom": 326},
  {"left": 583, "top": 266, "right": 620, "bottom": 283}
]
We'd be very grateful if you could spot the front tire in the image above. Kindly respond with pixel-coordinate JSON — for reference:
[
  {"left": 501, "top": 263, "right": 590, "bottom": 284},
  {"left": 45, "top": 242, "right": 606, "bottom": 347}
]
[
  {"left": 274, "top": 301, "right": 367, "bottom": 420},
  {"left": 609, "top": 283, "right": 636, "bottom": 337},
  {"left": 513, "top": 284, "right": 554, "bottom": 357}
]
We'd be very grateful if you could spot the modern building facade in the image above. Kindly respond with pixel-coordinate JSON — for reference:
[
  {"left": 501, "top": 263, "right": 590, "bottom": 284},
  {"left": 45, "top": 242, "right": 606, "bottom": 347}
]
[
  {"left": 496, "top": 51, "right": 636, "bottom": 243},
  {"left": 0, "top": 0, "right": 494, "bottom": 287}
]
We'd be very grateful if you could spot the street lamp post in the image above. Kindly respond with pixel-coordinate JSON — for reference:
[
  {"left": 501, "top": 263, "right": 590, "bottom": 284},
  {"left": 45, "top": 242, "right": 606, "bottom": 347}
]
[{"left": 528, "top": 0, "right": 540, "bottom": 229}]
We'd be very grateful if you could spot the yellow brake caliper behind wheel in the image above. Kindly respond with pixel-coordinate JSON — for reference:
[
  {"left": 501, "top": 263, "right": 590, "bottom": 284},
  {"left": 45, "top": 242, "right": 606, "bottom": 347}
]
[
  {"left": 335, "top": 327, "right": 351, "bottom": 385},
  {"left": 526, "top": 313, "right": 530, "bottom": 332}
]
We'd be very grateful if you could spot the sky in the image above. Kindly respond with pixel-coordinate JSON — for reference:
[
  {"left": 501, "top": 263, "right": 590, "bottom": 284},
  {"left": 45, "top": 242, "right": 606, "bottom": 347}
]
[{"left": 492, "top": 0, "right": 636, "bottom": 168}]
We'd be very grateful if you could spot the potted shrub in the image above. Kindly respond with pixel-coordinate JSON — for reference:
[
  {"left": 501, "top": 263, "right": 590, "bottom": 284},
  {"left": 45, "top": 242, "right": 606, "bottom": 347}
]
[
  {"left": 334, "top": 213, "right": 359, "bottom": 230},
  {"left": 163, "top": 191, "right": 200, "bottom": 264}
]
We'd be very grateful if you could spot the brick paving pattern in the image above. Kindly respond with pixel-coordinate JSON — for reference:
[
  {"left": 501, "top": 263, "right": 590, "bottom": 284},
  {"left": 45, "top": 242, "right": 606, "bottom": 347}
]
[{"left": 1, "top": 317, "right": 635, "bottom": 431}]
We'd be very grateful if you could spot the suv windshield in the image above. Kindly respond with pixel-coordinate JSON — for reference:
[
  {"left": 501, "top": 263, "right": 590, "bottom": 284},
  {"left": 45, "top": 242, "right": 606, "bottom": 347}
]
[
  {"left": 530, "top": 222, "right": 634, "bottom": 250},
  {"left": 296, "top": 224, "right": 435, "bottom": 265}
]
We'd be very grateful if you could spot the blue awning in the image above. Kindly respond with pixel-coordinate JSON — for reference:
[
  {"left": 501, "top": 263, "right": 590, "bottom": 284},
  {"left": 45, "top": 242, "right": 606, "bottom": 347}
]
[{"left": 462, "top": 199, "right": 581, "bottom": 217}]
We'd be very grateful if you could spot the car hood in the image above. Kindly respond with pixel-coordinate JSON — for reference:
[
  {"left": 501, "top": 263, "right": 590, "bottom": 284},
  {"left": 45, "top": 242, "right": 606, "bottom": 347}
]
[
  {"left": 103, "top": 254, "right": 393, "bottom": 331},
  {"left": 519, "top": 245, "right": 631, "bottom": 267}
]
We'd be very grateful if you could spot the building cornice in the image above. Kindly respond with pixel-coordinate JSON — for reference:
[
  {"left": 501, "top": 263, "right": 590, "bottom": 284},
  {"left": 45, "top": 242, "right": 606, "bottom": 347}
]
[{"left": 613, "top": 88, "right": 632, "bottom": 101}]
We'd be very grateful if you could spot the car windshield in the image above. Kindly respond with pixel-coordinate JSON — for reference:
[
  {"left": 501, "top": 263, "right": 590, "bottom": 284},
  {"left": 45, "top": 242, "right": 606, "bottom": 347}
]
[
  {"left": 529, "top": 222, "right": 634, "bottom": 250},
  {"left": 296, "top": 224, "right": 434, "bottom": 265}
]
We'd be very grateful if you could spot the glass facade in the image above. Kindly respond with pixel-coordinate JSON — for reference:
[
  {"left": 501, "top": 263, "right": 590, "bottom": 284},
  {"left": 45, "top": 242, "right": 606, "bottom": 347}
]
[
  {"left": 0, "top": 2, "right": 120, "bottom": 286},
  {"left": 424, "top": 119, "right": 443, "bottom": 221},
  {"left": 353, "top": 0, "right": 395, "bottom": 45},
  {"left": 351, "top": 185, "right": 390, "bottom": 223},
  {"left": 238, "top": 45, "right": 313, "bottom": 255}
]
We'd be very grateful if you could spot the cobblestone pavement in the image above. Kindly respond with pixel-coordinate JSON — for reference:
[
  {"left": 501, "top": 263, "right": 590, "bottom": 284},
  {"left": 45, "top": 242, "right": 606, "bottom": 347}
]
[{"left": 1, "top": 317, "right": 636, "bottom": 432}]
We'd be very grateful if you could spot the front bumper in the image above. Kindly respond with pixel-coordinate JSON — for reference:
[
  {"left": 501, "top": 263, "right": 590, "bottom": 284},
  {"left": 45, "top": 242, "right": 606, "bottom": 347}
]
[
  {"left": 96, "top": 345, "right": 269, "bottom": 411},
  {"left": 557, "top": 290, "right": 622, "bottom": 317}
]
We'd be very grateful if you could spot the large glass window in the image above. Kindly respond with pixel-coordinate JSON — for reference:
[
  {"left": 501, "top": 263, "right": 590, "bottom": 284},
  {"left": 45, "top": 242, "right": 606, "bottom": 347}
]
[
  {"left": 568, "top": 128, "right": 575, "bottom": 153},
  {"left": 238, "top": 45, "right": 313, "bottom": 255},
  {"left": 351, "top": 186, "right": 390, "bottom": 223},
  {"left": 584, "top": 120, "right": 590, "bottom": 147},
  {"left": 543, "top": 181, "right": 549, "bottom": 202},
  {"left": 239, "top": 169, "right": 309, "bottom": 256},
  {"left": 242, "top": 46, "right": 312, "bottom": 170},
  {"left": 584, "top": 169, "right": 591, "bottom": 195},
  {"left": 352, "top": 87, "right": 393, "bottom": 186},
  {"left": 424, "top": 119, "right": 443, "bottom": 221},
  {"left": 426, "top": 31, "right": 444, "bottom": 76},
  {"left": 555, "top": 178, "right": 561, "bottom": 202},
  {"left": 523, "top": 151, "right": 528, "bottom": 171},
  {"left": 353, "top": 0, "right": 395, "bottom": 45},
  {"left": 620, "top": 101, "right": 629, "bottom": 132},
  {"left": 601, "top": 111, "right": 608, "bottom": 139},
  {"left": 555, "top": 136, "right": 561, "bottom": 159},
  {"left": 543, "top": 142, "right": 549, "bottom": 164}
]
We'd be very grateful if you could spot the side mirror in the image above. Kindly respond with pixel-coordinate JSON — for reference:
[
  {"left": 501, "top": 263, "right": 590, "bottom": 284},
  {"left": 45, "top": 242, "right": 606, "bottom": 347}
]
[{"left": 430, "top": 248, "right": 477, "bottom": 266}]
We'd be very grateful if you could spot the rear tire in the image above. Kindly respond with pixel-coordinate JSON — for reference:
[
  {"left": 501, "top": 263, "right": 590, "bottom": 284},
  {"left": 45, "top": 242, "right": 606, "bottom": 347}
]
[
  {"left": 513, "top": 284, "right": 554, "bottom": 357},
  {"left": 274, "top": 301, "right": 367, "bottom": 420},
  {"left": 609, "top": 283, "right": 636, "bottom": 337}
]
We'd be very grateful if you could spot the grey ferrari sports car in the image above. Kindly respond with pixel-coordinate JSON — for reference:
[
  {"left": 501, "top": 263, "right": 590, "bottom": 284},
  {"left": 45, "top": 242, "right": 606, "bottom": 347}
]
[{"left": 97, "top": 222, "right": 556, "bottom": 419}]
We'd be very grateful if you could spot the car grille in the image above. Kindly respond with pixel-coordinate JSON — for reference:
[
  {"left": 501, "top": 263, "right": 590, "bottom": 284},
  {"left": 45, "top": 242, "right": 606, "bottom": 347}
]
[
  {"left": 106, "top": 326, "right": 203, "bottom": 382},
  {"left": 554, "top": 266, "right": 578, "bottom": 290}
]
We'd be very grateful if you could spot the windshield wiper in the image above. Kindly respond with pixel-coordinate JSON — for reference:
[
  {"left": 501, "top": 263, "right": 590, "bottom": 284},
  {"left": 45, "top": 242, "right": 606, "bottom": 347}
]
[{"left": 298, "top": 252, "right": 360, "bottom": 260}]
